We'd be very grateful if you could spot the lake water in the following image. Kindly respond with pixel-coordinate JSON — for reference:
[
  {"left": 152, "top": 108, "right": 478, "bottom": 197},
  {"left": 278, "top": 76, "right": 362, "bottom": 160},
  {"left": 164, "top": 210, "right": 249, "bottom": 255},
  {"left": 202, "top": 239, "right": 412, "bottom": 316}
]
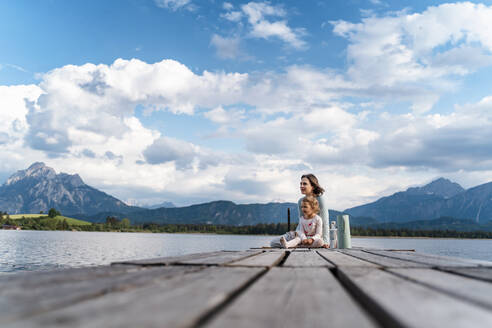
[{"left": 1, "top": 230, "right": 492, "bottom": 273}]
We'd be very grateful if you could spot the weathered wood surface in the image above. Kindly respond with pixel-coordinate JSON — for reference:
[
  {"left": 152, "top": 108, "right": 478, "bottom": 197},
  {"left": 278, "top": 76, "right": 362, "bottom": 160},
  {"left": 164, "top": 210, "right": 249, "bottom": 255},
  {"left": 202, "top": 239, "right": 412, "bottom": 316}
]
[
  {"left": 2, "top": 248, "right": 492, "bottom": 328},
  {"left": 317, "top": 250, "right": 380, "bottom": 268},
  {"left": 337, "top": 249, "right": 431, "bottom": 268},
  {"left": 438, "top": 266, "right": 492, "bottom": 282},
  {"left": 227, "top": 251, "right": 285, "bottom": 267},
  {"left": 113, "top": 250, "right": 261, "bottom": 266},
  {"left": 8, "top": 266, "right": 265, "bottom": 328},
  {"left": 337, "top": 266, "right": 492, "bottom": 328},
  {"left": 365, "top": 249, "right": 492, "bottom": 267},
  {"left": 388, "top": 268, "right": 492, "bottom": 310},
  {"left": 111, "top": 251, "right": 226, "bottom": 266},
  {"left": 206, "top": 267, "right": 377, "bottom": 328},
  {"left": 1, "top": 265, "right": 200, "bottom": 324},
  {"left": 283, "top": 249, "right": 334, "bottom": 267}
]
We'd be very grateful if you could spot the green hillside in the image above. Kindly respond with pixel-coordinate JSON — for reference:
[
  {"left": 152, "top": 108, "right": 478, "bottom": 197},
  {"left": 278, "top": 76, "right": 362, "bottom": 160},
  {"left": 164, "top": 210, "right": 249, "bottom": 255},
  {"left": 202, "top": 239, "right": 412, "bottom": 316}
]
[
  {"left": 8, "top": 214, "right": 91, "bottom": 226},
  {"left": 10, "top": 214, "right": 48, "bottom": 219}
]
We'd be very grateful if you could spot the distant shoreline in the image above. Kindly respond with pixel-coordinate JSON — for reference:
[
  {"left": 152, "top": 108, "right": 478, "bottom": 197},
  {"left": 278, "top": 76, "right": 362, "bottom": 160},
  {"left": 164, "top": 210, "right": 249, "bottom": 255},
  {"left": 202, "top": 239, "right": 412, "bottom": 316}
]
[{"left": 3, "top": 228, "right": 492, "bottom": 240}]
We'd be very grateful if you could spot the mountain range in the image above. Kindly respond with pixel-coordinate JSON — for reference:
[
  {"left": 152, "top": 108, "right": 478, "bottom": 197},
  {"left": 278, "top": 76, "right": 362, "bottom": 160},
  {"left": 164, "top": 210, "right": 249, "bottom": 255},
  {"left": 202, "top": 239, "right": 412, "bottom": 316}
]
[
  {"left": 2, "top": 163, "right": 492, "bottom": 228},
  {"left": 344, "top": 177, "right": 492, "bottom": 224},
  {"left": 0, "top": 163, "right": 139, "bottom": 215}
]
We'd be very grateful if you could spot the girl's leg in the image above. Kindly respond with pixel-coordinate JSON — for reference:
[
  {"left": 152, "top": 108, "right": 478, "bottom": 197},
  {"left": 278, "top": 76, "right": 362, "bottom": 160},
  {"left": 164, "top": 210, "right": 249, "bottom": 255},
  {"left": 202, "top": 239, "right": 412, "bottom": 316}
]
[
  {"left": 310, "top": 238, "right": 324, "bottom": 248},
  {"left": 284, "top": 236, "right": 301, "bottom": 248},
  {"left": 270, "top": 236, "right": 282, "bottom": 248},
  {"left": 271, "top": 231, "right": 297, "bottom": 248}
]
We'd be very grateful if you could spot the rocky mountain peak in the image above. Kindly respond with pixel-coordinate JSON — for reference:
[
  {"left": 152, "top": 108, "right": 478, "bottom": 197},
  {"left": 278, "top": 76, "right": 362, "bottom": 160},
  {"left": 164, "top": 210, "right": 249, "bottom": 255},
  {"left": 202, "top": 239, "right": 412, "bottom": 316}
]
[
  {"left": 5, "top": 162, "right": 56, "bottom": 186},
  {"left": 58, "top": 173, "right": 85, "bottom": 187},
  {"left": 406, "top": 177, "right": 464, "bottom": 199},
  {"left": 0, "top": 162, "right": 135, "bottom": 215}
]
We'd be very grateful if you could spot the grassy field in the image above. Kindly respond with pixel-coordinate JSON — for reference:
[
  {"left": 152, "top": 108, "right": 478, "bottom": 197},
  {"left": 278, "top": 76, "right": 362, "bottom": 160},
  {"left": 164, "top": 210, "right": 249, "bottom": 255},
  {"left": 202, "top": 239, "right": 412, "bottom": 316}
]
[
  {"left": 10, "top": 214, "right": 48, "bottom": 219},
  {"left": 8, "top": 214, "right": 91, "bottom": 226}
]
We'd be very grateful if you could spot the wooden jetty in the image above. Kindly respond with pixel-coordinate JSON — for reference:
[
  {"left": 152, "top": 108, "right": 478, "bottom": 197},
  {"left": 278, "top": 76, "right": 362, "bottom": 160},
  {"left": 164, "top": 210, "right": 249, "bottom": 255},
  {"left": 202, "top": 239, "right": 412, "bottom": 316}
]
[{"left": 2, "top": 248, "right": 492, "bottom": 327}]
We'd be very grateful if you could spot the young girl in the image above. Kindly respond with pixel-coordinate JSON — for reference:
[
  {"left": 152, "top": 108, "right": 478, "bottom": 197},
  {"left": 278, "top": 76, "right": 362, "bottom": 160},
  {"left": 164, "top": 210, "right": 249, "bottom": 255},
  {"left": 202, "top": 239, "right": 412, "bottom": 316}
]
[
  {"left": 270, "top": 173, "right": 329, "bottom": 248},
  {"left": 280, "top": 196, "right": 324, "bottom": 248}
]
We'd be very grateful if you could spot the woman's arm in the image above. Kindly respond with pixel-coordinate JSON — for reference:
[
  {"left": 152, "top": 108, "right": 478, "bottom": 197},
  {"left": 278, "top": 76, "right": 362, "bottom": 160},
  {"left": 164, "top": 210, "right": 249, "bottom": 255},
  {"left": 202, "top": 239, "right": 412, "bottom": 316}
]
[
  {"left": 317, "top": 195, "right": 329, "bottom": 243},
  {"left": 313, "top": 216, "right": 323, "bottom": 240}
]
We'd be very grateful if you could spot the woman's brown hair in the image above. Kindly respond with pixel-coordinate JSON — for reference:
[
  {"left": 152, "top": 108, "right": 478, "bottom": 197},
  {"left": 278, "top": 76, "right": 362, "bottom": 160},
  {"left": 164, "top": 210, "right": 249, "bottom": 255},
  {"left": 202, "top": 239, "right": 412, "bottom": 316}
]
[{"left": 301, "top": 173, "right": 325, "bottom": 196}]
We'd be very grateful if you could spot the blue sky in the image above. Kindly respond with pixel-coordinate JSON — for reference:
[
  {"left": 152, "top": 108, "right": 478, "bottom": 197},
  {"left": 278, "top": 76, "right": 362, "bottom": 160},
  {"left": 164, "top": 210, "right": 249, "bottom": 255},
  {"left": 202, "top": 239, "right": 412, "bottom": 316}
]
[{"left": 2, "top": 0, "right": 492, "bottom": 209}]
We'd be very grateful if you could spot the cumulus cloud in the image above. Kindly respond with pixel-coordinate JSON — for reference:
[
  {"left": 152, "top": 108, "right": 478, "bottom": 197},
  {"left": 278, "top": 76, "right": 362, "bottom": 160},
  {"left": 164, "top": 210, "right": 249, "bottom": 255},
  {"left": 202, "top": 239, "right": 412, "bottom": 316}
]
[
  {"left": 221, "top": 1, "right": 307, "bottom": 49},
  {"left": 331, "top": 2, "right": 492, "bottom": 112},
  {"left": 0, "top": 133, "right": 9, "bottom": 145},
  {"left": 223, "top": 2, "right": 234, "bottom": 11},
  {"left": 17, "top": 58, "right": 251, "bottom": 159},
  {"left": 154, "top": 0, "right": 194, "bottom": 11},
  {"left": 143, "top": 136, "right": 198, "bottom": 169},
  {"left": 4, "top": 1, "right": 492, "bottom": 210},
  {"left": 238, "top": 106, "right": 378, "bottom": 165},
  {"left": 365, "top": 96, "right": 492, "bottom": 171},
  {"left": 222, "top": 10, "right": 242, "bottom": 22},
  {"left": 0, "top": 85, "right": 42, "bottom": 142},
  {"left": 224, "top": 175, "right": 272, "bottom": 196},
  {"left": 210, "top": 34, "right": 241, "bottom": 59},
  {"left": 82, "top": 149, "right": 96, "bottom": 158},
  {"left": 204, "top": 106, "right": 245, "bottom": 124},
  {"left": 369, "top": 0, "right": 383, "bottom": 5}
]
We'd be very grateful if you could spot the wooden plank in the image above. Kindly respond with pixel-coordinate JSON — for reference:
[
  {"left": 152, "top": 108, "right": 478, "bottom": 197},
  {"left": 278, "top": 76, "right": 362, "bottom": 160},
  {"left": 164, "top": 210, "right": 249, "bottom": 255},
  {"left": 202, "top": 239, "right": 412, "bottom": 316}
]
[
  {"left": 283, "top": 250, "right": 334, "bottom": 267},
  {"left": 388, "top": 268, "right": 492, "bottom": 310},
  {"left": 227, "top": 251, "right": 285, "bottom": 267},
  {"left": 206, "top": 267, "right": 377, "bottom": 328},
  {"left": 438, "top": 267, "right": 492, "bottom": 283},
  {"left": 0, "top": 265, "right": 136, "bottom": 287},
  {"left": 338, "top": 266, "right": 492, "bottom": 328},
  {"left": 178, "top": 251, "right": 263, "bottom": 265},
  {"left": 317, "top": 250, "right": 380, "bottom": 268},
  {"left": 8, "top": 266, "right": 265, "bottom": 328},
  {"left": 365, "top": 250, "right": 492, "bottom": 267},
  {"left": 114, "top": 251, "right": 264, "bottom": 266},
  {"left": 0, "top": 265, "right": 200, "bottom": 324},
  {"left": 337, "top": 249, "right": 429, "bottom": 268},
  {"left": 111, "top": 251, "right": 226, "bottom": 266}
]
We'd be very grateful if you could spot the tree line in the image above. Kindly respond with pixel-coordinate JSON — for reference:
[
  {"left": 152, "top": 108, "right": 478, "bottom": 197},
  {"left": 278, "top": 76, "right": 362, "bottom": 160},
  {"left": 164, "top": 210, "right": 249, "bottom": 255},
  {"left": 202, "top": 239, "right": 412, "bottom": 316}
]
[{"left": 2, "top": 210, "right": 492, "bottom": 238}]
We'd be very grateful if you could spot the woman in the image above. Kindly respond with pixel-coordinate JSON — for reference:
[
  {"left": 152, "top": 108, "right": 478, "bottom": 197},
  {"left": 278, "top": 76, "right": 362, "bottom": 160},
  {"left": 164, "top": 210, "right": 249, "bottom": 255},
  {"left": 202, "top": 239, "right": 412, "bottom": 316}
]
[{"left": 271, "top": 173, "right": 330, "bottom": 248}]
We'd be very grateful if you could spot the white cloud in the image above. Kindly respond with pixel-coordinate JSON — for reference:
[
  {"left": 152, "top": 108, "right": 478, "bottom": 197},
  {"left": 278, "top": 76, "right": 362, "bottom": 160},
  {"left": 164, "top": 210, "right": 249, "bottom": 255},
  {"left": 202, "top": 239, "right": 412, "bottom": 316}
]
[
  {"left": 331, "top": 2, "right": 492, "bottom": 113},
  {"left": 204, "top": 106, "right": 245, "bottom": 124},
  {"left": 2, "top": 63, "right": 29, "bottom": 73},
  {"left": 220, "top": 1, "right": 307, "bottom": 49},
  {"left": 143, "top": 136, "right": 199, "bottom": 169},
  {"left": 210, "top": 34, "right": 241, "bottom": 59},
  {"left": 242, "top": 2, "right": 306, "bottom": 49},
  {"left": 0, "top": 85, "right": 43, "bottom": 143},
  {"left": 223, "top": 2, "right": 234, "bottom": 10},
  {"left": 222, "top": 10, "right": 243, "bottom": 22},
  {"left": 3, "top": 25, "right": 492, "bottom": 210},
  {"left": 154, "top": 0, "right": 193, "bottom": 11}
]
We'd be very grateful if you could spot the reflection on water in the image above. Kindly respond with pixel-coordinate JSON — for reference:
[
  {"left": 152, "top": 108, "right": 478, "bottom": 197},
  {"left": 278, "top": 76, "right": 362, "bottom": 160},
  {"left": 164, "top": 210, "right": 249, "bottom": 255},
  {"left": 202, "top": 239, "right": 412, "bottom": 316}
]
[
  {"left": 0, "top": 230, "right": 273, "bottom": 273},
  {"left": 1, "top": 230, "right": 491, "bottom": 273},
  {"left": 353, "top": 237, "right": 492, "bottom": 262}
]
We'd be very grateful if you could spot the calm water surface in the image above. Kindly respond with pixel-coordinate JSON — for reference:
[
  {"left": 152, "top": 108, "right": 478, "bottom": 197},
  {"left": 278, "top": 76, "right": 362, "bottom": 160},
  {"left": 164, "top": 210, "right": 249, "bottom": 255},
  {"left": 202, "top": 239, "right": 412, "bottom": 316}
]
[{"left": 1, "top": 230, "right": 491, "bottom": 273}]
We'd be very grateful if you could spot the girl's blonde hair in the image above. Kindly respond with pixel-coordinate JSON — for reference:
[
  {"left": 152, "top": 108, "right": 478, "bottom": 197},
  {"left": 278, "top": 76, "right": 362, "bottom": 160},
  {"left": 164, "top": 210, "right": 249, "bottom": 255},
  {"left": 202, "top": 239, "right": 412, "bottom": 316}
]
[{"left": 301, "top": 195, "right": 320, "bottom": 214}]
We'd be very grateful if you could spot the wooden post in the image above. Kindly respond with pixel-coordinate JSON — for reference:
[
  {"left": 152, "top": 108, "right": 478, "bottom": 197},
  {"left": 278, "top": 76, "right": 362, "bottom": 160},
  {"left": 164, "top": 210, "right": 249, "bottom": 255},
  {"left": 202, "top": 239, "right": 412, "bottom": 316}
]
[{"left": 287, "top": 208, "right": 291, "bottom": 232}]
